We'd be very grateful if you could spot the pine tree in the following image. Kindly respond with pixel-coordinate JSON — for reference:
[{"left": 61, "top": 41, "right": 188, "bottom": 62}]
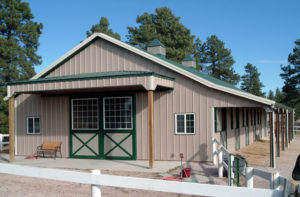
[
  {"left": 0, "top": 0, "right": 43, "bottom": 133},
  {"left": 280, "top": 39, "right": 300, "bottom": 118},
  {"left": 197, "top": 35, "right": 240, "bottom": 85},
  {"left": 240, "top": 63, "right": 265, "bottom": 97},
  {"left": 86, "top": 16, "right": 120, "bottom": 40},
  {"left": 268, "top": 90, "right": 275, "bottom": 100},
  {"left": 275, "top": 88, "right": 284, "bottom": 103},
  {"left": 127, "top": 7, "right": 195, "bottom": 63}
]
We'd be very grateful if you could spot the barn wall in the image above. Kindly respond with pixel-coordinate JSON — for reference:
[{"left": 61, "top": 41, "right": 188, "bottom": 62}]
[
  {"left": 16, "top": 38, "right": 268, "bottom": 161},
  {"left": 15, "top": 94, "right": 69, "bottom": 157}
]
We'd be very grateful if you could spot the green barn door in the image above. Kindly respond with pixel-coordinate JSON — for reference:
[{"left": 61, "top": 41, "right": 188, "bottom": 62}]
[
  {"left": 102, "top": 96, "right": 136, "bottom": 160},
  {"left": 70, "top": 95, "right": 136, "bottom": 160},
  {"left": 70, "top": 98, "right": 101, "bottom": 159}
]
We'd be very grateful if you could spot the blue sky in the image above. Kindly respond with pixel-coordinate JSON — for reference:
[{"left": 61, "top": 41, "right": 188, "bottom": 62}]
[{"left": 27, "top": 0, "right": 300, "bottom": 94}]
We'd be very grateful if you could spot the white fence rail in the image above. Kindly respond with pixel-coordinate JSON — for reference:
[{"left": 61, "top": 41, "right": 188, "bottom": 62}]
[
  {"left": 0, "top": 163, "right": 284, "bottom": 197},
  {"left": 245, "top": 167, "right": 297, "bottom": 197}
]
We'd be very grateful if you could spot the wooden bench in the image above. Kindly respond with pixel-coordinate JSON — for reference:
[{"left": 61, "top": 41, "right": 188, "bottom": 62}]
[{"left": 37, "top": 142, "right": 62, "bottom": 159}]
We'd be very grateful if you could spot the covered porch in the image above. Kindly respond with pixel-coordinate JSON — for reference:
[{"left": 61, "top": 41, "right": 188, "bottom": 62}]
[{"left": 6, "top": 71, "right": 174, "bottom": 169}]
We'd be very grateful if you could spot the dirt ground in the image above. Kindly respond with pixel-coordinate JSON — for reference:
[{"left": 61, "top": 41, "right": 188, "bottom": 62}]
[{"left": 234, "top": 134, "right": 300, "bottom": 189}]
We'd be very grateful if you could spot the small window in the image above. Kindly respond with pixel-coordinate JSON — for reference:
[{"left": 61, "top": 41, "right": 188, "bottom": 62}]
[
  {"left": 27, "top": 117, "right": 40, "bottom": 134},
  {"left": 175, "top": 113, "right": 195, "bottom": 134}
]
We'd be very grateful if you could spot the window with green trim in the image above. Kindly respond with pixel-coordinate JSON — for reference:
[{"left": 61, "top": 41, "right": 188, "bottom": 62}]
[
  {"left": 72, "top": 98, "right": 98, "bottom": 130},
  {"left": 175, "top": 113, "right": 195, "bottom": 134},
  {"left": 27, "top": 117, "right": 40, "bottom": 134},
  {"left": 103, "top": 97, "right": 132, "bottom": 129}
]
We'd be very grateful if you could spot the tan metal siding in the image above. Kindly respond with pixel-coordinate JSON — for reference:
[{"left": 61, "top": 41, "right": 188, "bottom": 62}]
[
  {"left": 34, "top": 38, "right": 268, "bottom": 161},
  {"left": 15, "top": 94, "right": 69, "bottom": 157}
]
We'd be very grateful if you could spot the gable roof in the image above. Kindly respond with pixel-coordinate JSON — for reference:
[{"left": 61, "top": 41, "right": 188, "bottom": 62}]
[{"left": 32, "top": 33, "right": 275, "bottom": 106}]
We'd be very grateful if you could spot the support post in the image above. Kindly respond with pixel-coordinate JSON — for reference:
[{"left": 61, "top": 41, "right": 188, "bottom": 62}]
[
  {"left": 286, "top": 111, "right": 289, "bottom": 148},
  {"left": 148, "top": 90, "right": 154, "bottom": 169},
  {"left": 245, "top": 167, "right": 254, "bottom": 188},
  {"left": 281, "top": 110, "right": 285, "bottom": 151},
  {"left": 217, "top": 148, "right": 223, "bottom": 178},
  {"left": 276, "top": 111, "right": 280, "bottom": 157},
  {"left": 91, "top": 170, "right": 101, "bottom": 197},
  {"left": 270, "top": 112, "right": 275, "bottom": 168},
  {"left": 9, "top": 97, "right": 15, "bottom": 163}
]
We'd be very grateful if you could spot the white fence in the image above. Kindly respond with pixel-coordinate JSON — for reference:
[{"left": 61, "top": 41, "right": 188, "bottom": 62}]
[
  {"left": 295, "top": 126, "right": 300, "bottom": 134},
  {"left": 0, "top": 134, "right": 9, "bottom": 151},
  {"left": 0, "top": 163, "right": 284, "bottom": 197},
  {"left": 212, "top": 138, "right": 298, "bottom": 196}
]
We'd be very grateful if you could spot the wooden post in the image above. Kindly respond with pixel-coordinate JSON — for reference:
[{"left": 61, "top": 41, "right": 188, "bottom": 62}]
[
  {"left": 281, "top": 110, "right": 285, "bottom": 151},
  {"left": 148, "top": 91, "right": 154, "bottom": 169},
  {"left": 276, "top": 111, "right": 280, "bottom": 157},
  {"left": 9, "top": 97, "right": 15, "bottom": 163},
  {"left": 286, "top": 111, "right": 289, "bottom": 148},
  {"left": 270, "top": 112, "right": 275, "bottom": 168}
]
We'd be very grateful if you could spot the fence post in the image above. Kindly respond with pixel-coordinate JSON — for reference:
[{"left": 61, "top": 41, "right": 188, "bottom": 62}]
[
  {"left": 245, "top": 167, "right": 253, "bottom": 188},
  {"left": 91, "top": 170, "right": 101, "bottom": 197},
  {"left": 218, "top": 148, "right": 223, "bottom": 178},
  {"left": 212, "top": 138, "right": 217, "bottom": 165},
  {"left": 272, "top": 172, "right": 280, "bottom": 190}
]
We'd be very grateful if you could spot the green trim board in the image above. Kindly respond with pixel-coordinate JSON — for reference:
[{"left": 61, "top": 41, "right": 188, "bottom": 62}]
[
  {"left": 69, "top": 92, "right": 137, "bottom": 160},
  {"left": 7, "top": 71, "right": 174, "bottom": 86}
]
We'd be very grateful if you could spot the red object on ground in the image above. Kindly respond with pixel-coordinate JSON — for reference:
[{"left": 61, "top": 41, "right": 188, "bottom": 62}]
[
  {"left": 25, "top": 156, "right": 40, "bottom": 159},
  {"left": 182, "top": 168, "right": 191, "bottom": 178}
]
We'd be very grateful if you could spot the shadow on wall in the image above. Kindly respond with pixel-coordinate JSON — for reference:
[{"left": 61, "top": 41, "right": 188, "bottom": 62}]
[{"left": 15, "top": 94, "right": 69, "bottom": 157}]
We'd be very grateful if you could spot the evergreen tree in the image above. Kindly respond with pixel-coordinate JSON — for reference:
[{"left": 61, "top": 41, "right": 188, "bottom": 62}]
[
  {"left": 196, "top": 35, "right": 240, "bottom": 85},
  {"left": 275, "top": 88, "right": 284, "bottom": 103},
  {"left": 0, "top": 0, "right": 43, "bottom": 133},
  {"left": 193, "top": 38, "right": 205, "bottom": 71},
  {"left": 268, "top": 90, "right": 275, "bottom": 100},
  {"left": 86, "top": 16, "right": 120, "bottom": 40},
  {"left": 240, "top": 63, "right": 265, "bottom": 97},
  {"left": 280, "top": 39, "right": 300, "bottom": 118},
  {"left": 127, "top": 7, "right": 195, "bottom": 63}
]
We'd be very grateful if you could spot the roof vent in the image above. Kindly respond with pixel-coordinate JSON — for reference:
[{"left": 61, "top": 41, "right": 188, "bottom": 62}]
[
  {"left": 182, "top": 54, "right": 196, "bottom": 68},
  {"left": 147, "top": 39, "right": 166, "bottom": 56}
]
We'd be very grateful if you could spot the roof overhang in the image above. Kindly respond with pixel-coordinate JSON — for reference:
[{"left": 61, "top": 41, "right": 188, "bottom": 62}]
[
  {"left": 6, "top": 71, "right": 174, "bottom": 99},
  {"left": 31, "top": 33, "right": 274, "bottom": 106}
]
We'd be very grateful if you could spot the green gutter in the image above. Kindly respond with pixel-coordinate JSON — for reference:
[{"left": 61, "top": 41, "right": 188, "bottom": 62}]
[{"left": 7, "top": 71, "right": 174, "bottom": 86}]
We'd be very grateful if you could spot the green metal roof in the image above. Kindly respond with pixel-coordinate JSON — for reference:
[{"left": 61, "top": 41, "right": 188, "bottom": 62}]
[
  {"left": 183, "top": 54, "right": 195, "bottom": 61},
  {"left": 141, "top": 51, "right": 244, "bottom": 93},
  {"left": 7, "top": 71, "right": 174, "bottom": 86},
  {"left": 275, "top": 102, "right": 294, "bottom": 111},
  {"left": 148, "top": 39, "right": 165, "bottom": 48}
]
